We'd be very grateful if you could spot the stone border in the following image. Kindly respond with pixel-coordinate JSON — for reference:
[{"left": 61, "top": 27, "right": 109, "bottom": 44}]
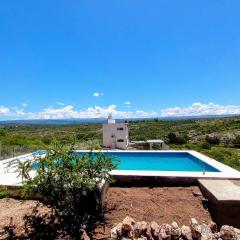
[{"left": 109, "top": 216, "right": 240, "bottom": 240}]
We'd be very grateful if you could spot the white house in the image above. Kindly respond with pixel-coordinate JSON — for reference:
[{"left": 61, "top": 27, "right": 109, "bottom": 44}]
[{"left": 102, "top": 115, "right": 129, "bottom": 149}]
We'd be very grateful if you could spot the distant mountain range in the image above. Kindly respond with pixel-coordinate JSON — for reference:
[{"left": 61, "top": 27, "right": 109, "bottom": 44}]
[{"left": 0, "top": 114, "right": 239, "bottom": 126}]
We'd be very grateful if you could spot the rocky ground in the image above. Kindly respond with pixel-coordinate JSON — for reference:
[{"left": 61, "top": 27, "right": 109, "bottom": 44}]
[
  {"left": 94, "top": 186, "right": 212, "bottom": 239},
  {"left": 0, "top": 186, "right": 212, "bottom": 239},
  {"left": 108, "top": 216, "right": 240, "bottom": 240}
]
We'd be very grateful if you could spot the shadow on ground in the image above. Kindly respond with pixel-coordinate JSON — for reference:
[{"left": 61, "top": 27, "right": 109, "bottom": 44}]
[{"left": 2, "top": 203, "right": 113, "bottom": 240}]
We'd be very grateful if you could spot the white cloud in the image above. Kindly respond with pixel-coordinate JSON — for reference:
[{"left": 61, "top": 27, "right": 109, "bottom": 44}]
[
  {"left": 56, "top": 102, "right": 65, "bottom": 106},
  {"left": 1, "top": 104, "right": 155, "bottom": 119},
  {"left": 136, "top": 110, "right": 157, "bottom": 117},
  {"left": 1, "top": 102, "right": 240, "bottom": 120},
  {"left": 93, "top": 92, "right": 104, "bottom": 97},
  {"left": 22, "top": 103, "right": 28, "bottom": 107},
  {"left": 15, "top": 110, "right": 25, "bottom": 116},
  {"left": 33, "top": 105, "right": 135, "bottom": 119},
  {"left": 0, "top": 106, "right": 11, "bottom": 115},
  {"left": 160, "top": 102, "right": 240, "bottom": 117},
  {"left": 125, "top": 101, "right": 131, "bottom": 105}
]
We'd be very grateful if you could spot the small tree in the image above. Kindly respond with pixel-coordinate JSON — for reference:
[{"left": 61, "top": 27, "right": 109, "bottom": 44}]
[
  {"left": 232, "top": 136, "right": 240, "bottom": 148},
  {"left": 167, "top": 132, "right": 188, "bottom": 144},
  {"left": 15, "top": 142, "right": 118, "bottom": 237},
  {"left": 205, "top": 135, "right": 220, "bottom": 145}
]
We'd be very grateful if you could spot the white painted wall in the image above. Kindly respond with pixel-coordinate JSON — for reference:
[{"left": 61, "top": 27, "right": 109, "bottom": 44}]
[{"left": 102, "top": 122, "right": 129, "bottom": 149}]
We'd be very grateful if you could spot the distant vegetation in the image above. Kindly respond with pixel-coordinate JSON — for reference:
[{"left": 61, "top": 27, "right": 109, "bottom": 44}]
[{"left": 0, "top": 116, "right": 239, "bottom": 170}]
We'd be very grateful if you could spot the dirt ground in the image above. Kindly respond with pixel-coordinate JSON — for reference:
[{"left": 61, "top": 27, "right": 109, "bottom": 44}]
[
  {"left": 0, "top": 198, "right": 53, "bottom": 239},
  {"left": 94, "top": 186, "right": 212, "bottom": 239},
  {"left": 0, "top": 186, "right": 212, "bottom": 239}
]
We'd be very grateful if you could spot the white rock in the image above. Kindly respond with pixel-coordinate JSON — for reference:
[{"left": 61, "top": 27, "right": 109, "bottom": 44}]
[
  {"left": 181, "top": 225, "right": 192, "bottom": 240},
  {"left": 190, "top": 218, "right": 201, "bottom": 240},
  {"left": 234, "top": 228, "right": 240, "bottom": 240},
  {"left": 220, "top": 225, "right": 237, "bottom": 240},
  {"left": 159, "top": 224, "right": 172, "bottom": 240},
  {"left": 134, "top": 221, "right": 148, "bottom": 237},
  {"left": 150, "top": 221, "right": 160, "bottom": 237},
  {"left": 122, "top": 216, "right": 136, "bottom": 232},
  {"left": 171, "top": 222, "right": 182, "bottom": 239},
  {"left": 200, "top": 224, "right": 214, "bottom": 240}
]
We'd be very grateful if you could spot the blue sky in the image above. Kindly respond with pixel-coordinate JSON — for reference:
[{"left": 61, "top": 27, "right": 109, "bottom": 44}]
[{"left": 0, "top": 0, "right": 240, "bottom": 120}]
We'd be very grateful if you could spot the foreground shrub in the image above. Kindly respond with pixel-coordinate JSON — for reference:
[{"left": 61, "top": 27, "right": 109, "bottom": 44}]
[{"left": 14, "top": 142, "right": 117, "bottom": 237}]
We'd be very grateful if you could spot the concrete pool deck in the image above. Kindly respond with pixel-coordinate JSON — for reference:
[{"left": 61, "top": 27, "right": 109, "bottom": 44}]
[
  {"left": 199, "top": 179, "right": 240, "bottom": 228},
  {"left": 0, "top": 150, "right": 240, "bottom": 187},
  {"left": 0, "top": 153, "right": 34, "bottom": 186}
]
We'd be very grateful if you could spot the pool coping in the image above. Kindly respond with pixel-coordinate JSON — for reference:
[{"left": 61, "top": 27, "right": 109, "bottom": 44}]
[{"left": 1, "top": 150, "right": 240, "bottom": 187}]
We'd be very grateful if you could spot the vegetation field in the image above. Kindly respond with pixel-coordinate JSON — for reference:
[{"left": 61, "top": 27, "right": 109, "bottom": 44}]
[{"left": 0, "top": 116, "right": 239, "bottom": 170}]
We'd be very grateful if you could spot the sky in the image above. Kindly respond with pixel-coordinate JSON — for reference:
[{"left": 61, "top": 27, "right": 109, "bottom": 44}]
[{"left": 0, "top": 0, "right": 240, "bottom": 120}]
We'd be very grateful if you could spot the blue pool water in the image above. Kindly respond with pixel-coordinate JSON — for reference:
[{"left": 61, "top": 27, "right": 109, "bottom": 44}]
[{"left": 75, "top": 152, "right": 220, "bottom": 172}]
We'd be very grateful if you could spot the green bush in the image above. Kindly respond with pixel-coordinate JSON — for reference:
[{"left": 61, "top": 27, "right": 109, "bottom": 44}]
[
  {"left": 200, "top": 141, "right": 212, "bottom": 150},
  {"left": 167, "top": 132, "right": 188, "bottom": 144},
  {"left": 0, "top": 129, "right": 6, "bottom": 137},
  {"left": 205, "top": 135, "right": 220, "bottom": 145},
  {"left": 15, "top": 142, "right": 118, "bottom": 236},
  {"left": 232, "top": 136, "right": 240, "bottom": 148},
  {"left": 42, "top": 135, "right": 52, "bottom": 145}
]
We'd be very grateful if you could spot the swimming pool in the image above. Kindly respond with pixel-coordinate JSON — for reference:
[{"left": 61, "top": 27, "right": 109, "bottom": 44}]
[
  {"left": 1, "top": 150, "right": 240, "bottom": 186},
  {"left": 75, "top": 151, "right": 219, "bottom": 172}
]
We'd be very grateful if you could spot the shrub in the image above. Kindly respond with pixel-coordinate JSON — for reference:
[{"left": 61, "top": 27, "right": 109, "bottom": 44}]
[
  {"left": 167, "top": 132, "right": 188, "bottom": 144},
  {"left": 232, "top": 136, "right": 240, "bottom": 148},
  {"left": 76, "top": 132, "right": 98, "bottom": 141},
  {"left": 152, "top": 143, "right": 162, "bottom": 150},
  {"left": 0, "top": 129, "right": 6, "bottom": 137},
  {"left": 205, "top": 135, "right": 220, "bottom": 145},
  {"left": 200, "top": 141, "right": 212, "bottom": 150},
  {"left": 42, "top": 135, "right": 52, "bottom": 145},
  {"left": 14, "top": 142, "right": 118, "bottom": 237}
]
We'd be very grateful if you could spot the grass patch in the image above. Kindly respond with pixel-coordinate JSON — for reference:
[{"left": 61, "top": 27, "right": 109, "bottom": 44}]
[{"left": 0, "top": 187, "right": 24, "bottom": 199}]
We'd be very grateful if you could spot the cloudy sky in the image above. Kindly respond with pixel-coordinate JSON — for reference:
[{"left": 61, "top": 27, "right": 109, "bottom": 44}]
[{"left": 0, "top": 1, "right": 240, "bottom": 120}]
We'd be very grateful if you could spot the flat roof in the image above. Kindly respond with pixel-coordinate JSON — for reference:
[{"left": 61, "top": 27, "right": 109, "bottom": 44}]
[
  {"left": 147, "top": 140, "right": 164, "bottom": 143},
  {"left": 131, "top": 139, "right": 164, "bottom": 144}
]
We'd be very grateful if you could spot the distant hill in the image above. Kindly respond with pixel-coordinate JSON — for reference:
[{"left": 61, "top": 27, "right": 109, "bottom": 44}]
[{"left": 0, "top": 114, "right": 239, "bottom": 126}]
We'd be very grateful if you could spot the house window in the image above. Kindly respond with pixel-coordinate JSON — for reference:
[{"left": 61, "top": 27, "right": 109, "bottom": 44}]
[
  {"left": 117, "top": 127, "right": 124, "bottom": 131},
  {"left": 117, "top": 139, "right": 124, "bottom": 142}
]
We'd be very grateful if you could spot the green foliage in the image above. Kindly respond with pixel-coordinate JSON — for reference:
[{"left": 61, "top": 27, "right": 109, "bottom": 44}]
[
  {"left": 232, "top": 136, "right": 240, "bottom": 148},
  {"left": 200, "top": 141, "right": 211, "bottom": 150},
  {"left": 203, "top": 147, "right": 240, "bottom": 170},
  {"left": 0, "top": 187, "right": 24, "bottom": 199},
  {"left": 76, "top": 132, "right": 98, "bottom": 141},
  {"left": 0, "top": 129, "right": 6, "bottom": 137},
  {"left": 0, "top": 116, "right": 240, "bottom": 170},
  {"left": 15, "top": 142, "right": 117, "bottom": 235},
  {"left": 205, "top": 135, "right": 220, "bottom": 145},
  {"left": 41, "top": 135, "right": 52, "bottom": 145},
  {"left": 167, "top": 132, "right": 188, "bottom": 144}
]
